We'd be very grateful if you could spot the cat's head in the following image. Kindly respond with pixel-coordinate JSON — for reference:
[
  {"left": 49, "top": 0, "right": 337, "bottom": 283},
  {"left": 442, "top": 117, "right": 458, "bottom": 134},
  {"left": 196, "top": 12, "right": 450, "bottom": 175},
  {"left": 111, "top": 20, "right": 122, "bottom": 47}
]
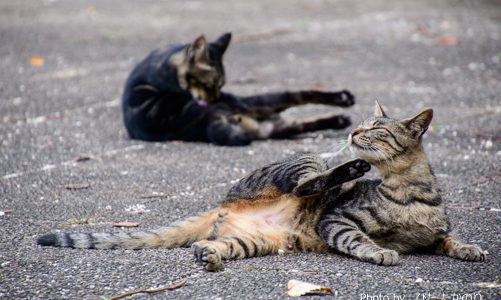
[
  {"left": 349, "top": 101, "right": 433, "bottom": 168},
  {"left": 171, "top": 32, "right": 231, "bottom": 102}
]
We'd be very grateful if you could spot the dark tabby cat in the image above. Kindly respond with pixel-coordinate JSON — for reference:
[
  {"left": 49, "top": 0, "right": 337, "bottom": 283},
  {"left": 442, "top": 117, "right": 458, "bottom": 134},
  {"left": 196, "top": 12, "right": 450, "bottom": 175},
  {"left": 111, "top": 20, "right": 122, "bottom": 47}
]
[
  {"left": 122, "top": 32, "right": 355, "bottom": 146},
  {"left": 38, "top": 102, "right": 485, "bottom": 270}
]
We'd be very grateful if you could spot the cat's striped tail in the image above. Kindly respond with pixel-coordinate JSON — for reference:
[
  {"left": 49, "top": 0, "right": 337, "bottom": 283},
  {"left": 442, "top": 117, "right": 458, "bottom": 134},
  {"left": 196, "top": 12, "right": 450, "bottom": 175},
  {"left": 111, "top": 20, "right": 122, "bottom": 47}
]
[{"left": 37, "top": 209, "right": 219, "bottom": 250}]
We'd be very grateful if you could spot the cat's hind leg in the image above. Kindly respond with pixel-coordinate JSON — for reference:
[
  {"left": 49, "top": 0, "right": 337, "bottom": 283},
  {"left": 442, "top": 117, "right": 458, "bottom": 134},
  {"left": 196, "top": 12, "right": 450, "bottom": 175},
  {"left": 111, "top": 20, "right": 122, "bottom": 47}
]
[
  {"left": 436, "top": 234, "right": 485, "bottom": 262},
  {"left": 269, "top": 113, "right": 351, "bottom": 139},
  {"left": 293, "top": 159, "right": 370, "bottom": 197},
  {"left": 317, "top": 216, "right": 400, "bottom": 266},
  {"left": 192, "top": 234, "right": 282, "bottom": 271},
  {"left": 206, "top": 116, "right": 253, "bottom": 146},
  {"left": 234, "top": 90, "right": 354, "bottom": 116}
]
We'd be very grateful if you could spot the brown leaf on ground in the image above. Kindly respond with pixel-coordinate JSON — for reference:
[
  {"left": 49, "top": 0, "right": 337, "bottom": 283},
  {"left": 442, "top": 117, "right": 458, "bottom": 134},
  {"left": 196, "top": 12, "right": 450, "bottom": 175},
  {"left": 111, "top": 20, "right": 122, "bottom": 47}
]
[
  {"left": 438, "top": 36, "right": 458, "bottom": 45},
  {"left": 0, "top": 209, "right": 13, "bottom": 216},
  {"left": 113, "top": 221, "right": 140, "bottom": 228},
  {"left": 287, "top": 279, "right": 335, "bottom": 297},
  {"left": 73, "top": 154, "right": 99, "bottom": 162},
  {"left": 310, "top": 82, "right": 324, "bottom": 91},
  {"left": 64, "top": 183, "right": 90, "bottom": 190},
  {"left": 30, "top": 55, "right": 45, "bottom": 66}
]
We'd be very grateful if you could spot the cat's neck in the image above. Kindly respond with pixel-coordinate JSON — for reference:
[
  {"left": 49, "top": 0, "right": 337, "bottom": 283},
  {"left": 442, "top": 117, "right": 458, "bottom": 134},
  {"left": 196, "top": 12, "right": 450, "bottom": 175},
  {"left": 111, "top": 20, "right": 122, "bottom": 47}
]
[{"left": 375, "top": 147, "right": 442, "bottom": 204}]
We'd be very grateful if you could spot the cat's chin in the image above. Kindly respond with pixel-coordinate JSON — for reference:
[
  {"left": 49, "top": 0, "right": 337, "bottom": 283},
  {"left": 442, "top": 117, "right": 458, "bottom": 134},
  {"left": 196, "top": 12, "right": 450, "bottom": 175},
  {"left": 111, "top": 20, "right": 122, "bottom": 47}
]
[{"left": 350, "top": 146, "right": 382, "bottom": 166}]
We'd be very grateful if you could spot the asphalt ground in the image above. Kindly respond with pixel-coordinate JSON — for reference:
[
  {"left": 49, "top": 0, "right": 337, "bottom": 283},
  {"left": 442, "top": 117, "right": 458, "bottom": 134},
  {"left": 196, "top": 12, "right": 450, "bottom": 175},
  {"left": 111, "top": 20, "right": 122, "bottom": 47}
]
[{"left": 0, "top": 0, "right": 500, "bottom": 299}]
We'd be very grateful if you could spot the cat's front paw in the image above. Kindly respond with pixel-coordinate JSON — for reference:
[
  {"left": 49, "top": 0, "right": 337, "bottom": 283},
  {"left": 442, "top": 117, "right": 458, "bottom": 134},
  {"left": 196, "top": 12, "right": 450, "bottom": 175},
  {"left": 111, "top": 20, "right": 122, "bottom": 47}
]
[
  {"left": 450, "top": 244, "right": 486, "bottom": 262},
  {"left": 192, "top": 242, "right": 225, "bottom": 271},
  {"left": 366, "top": 249, "right": 400, "bottom": 266},
  {"left": 347, "top": 159, "right": 371, "bottom": 179}
]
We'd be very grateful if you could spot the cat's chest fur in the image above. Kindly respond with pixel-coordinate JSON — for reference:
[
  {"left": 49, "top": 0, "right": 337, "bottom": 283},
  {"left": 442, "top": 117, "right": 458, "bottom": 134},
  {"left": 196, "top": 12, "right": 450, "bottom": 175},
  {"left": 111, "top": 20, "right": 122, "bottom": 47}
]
[
  {"left": 369, "top": 200, "right": 447, "bottom": 249},
  {"left": 329, "top": 180, "right": 449, "bottom": 252}
]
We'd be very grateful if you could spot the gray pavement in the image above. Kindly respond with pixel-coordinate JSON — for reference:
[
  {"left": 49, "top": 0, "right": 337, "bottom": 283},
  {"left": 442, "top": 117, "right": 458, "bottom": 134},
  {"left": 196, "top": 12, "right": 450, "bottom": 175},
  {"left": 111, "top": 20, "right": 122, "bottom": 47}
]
[{"left": 1, "top": 0, "right": 500, "bottom": 299}]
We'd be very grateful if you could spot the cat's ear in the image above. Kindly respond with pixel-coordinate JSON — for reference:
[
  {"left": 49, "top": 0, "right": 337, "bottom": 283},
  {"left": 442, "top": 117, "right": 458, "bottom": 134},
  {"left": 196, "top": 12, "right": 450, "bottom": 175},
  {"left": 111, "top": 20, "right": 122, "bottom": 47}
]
[
  {"left": 212, "top": 32, "right": 232, "bottom": 55},
  {"left": 374, "top": 100, "right": 388, "bottom": 118},
  {"left": 400, "top": 108, "right": 433, "bottom": 138},
  {"left": 187, "top": 35, "right": 209, "bottom": 65}
]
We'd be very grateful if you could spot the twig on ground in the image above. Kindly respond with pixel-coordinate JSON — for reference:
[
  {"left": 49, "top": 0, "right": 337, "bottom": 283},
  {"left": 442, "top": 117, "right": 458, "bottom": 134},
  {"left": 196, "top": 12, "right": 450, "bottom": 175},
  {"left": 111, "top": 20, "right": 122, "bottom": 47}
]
[
  {"left": 234, "top": 28, "right": 292, "bottom": 43},
  {"left": 139, "top": 194, "right": 170, "bottom": 200},
  {"left": 73, "top": 154, "right": 100, "bottom": 162},
  {"left": 109, "top": 279, "right": 187, "bottom": 300},
  {"left": 64, "top": 183, "right": 90, "bottom": 190}
]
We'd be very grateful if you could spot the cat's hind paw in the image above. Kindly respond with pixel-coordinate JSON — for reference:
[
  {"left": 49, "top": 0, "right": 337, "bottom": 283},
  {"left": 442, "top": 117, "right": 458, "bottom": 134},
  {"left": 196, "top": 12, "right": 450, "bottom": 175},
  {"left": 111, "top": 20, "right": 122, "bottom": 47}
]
[
  {"left": 192, "top": 241, "right": 225, "bottom": 271},
  {"left": 337, "top": 90, "right": 355, "bottom": 107},
  {"left": 318, "top": 115, "right": 352, "bottom": 130},
  {"left": 366, "top": 249, "right": 400, "bottom": 266}
]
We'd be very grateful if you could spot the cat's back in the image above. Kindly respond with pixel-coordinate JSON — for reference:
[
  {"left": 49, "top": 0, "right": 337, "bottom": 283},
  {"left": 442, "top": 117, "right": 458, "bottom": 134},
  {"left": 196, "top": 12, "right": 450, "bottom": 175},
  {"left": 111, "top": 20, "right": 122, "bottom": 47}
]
[
  {"left": 224, "top": 152, "right": 327, "bottom": 203},
  {"left": 125, "top": 44, "right": 187, "bottom": 90}
]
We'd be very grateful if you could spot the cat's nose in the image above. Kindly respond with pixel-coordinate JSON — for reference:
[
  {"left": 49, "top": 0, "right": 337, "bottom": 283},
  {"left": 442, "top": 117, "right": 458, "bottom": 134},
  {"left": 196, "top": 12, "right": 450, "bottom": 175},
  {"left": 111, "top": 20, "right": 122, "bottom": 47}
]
[{"left": 351, "top": 128, "right": 364, "bottom": 137}]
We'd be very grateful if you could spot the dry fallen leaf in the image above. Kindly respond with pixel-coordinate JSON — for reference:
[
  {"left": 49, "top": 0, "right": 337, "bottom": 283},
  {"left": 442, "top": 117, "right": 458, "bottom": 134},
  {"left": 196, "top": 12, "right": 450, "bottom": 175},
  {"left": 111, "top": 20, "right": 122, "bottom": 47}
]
[
  {"left": 438, "top": 36, "right": 458, "bottom": 46},
  {"left": 0, "top": 209, "right": 13, "bottom": 217},
  {"left": 287, "top": 279, "right": 335, "bottom": 297},
  {"left": 73, "top": 155, "right": 94, "bottom": 162},
  {"left": 310, "top": 82, "right": 324, "bottom": 91},
  {"left": 64, "top": 183, "right": 90, "bottom": 190},
  {"left": 113, "top": 221, "right": 140, "bottom": 228},
  {"left": 30, "top": 55, "right": 45, "bottom": 66}
]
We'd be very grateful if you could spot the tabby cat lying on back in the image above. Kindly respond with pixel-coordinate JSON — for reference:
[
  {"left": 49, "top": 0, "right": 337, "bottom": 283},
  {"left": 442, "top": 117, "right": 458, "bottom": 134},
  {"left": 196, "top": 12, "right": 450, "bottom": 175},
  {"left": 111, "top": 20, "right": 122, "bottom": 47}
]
[
  {"left": 122, "top": 32, "right": 355, "bottom": 146},
  {"left": 38, "top": 102, "right": 485, "bottom": 270}
]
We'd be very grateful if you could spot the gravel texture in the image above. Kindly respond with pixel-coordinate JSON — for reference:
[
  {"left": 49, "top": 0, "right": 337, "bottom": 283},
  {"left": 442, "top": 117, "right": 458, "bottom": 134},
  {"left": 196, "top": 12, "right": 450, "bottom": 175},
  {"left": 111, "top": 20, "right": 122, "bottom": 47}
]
[{"left": 0, "top": 0, "right": 500, "bottom": 299}]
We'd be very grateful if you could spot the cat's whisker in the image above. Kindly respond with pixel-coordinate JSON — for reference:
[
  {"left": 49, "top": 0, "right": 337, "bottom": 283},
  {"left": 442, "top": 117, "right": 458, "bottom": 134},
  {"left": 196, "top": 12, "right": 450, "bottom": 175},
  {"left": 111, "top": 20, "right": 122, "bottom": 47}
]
[{"left": 320, "top": 139, "right": 351, "bottom": 160}]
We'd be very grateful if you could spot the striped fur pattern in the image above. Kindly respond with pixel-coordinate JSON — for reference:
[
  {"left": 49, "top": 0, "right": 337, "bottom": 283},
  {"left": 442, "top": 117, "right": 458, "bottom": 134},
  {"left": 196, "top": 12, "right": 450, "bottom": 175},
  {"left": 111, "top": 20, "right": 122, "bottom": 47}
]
[
  {"left": 37, "top": 156, "right": 370, "bottom": 271},
  {"left": 37, "top": 102, "right": 485, "bottom": 270},
  {"left": 225, "top": 152, "right": 327, "bottom": 201},
  {"left": 316, "top": 101, "right": 485, "bottom": 265}
]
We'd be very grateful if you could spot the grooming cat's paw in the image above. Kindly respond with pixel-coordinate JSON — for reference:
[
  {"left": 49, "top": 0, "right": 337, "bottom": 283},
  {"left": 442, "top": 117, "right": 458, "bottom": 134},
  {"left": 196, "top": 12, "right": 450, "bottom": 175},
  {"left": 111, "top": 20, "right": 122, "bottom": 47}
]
[
  {"left": 192, "top": 242, "right": 225, "bottom": 271},
  {"left": 450, "top": 244, "right": 486, "bottom": 262},
  {"left": 366, "top": 249, "right": 400, "bottom": 266}
]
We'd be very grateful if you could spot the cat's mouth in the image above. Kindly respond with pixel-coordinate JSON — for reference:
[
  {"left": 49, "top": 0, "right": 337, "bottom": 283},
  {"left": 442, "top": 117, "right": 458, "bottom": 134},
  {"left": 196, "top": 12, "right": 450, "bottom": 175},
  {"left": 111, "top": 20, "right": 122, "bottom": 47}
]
[
  {"left": 348, "top": 133, "right": 364, "bottom": 150},
  {"left": 196, "top": 99, "right": 208, "bottom": 107}
]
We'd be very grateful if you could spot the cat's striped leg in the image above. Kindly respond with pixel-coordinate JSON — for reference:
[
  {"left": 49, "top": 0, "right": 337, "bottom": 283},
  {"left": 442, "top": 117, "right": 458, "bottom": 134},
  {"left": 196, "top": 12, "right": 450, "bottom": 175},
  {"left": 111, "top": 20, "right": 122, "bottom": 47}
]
[
  {"left": 437, "top": 234, "right": 485, "bottom": 262},
  {"left": 192, "top": 234, "right": 280, "bottom": 271},
  {"left": 317, "top": 216, "right": 400, "bottom": 266},
  {"left": 293, "top": 159, "right": 370, "bottom": 197}
]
